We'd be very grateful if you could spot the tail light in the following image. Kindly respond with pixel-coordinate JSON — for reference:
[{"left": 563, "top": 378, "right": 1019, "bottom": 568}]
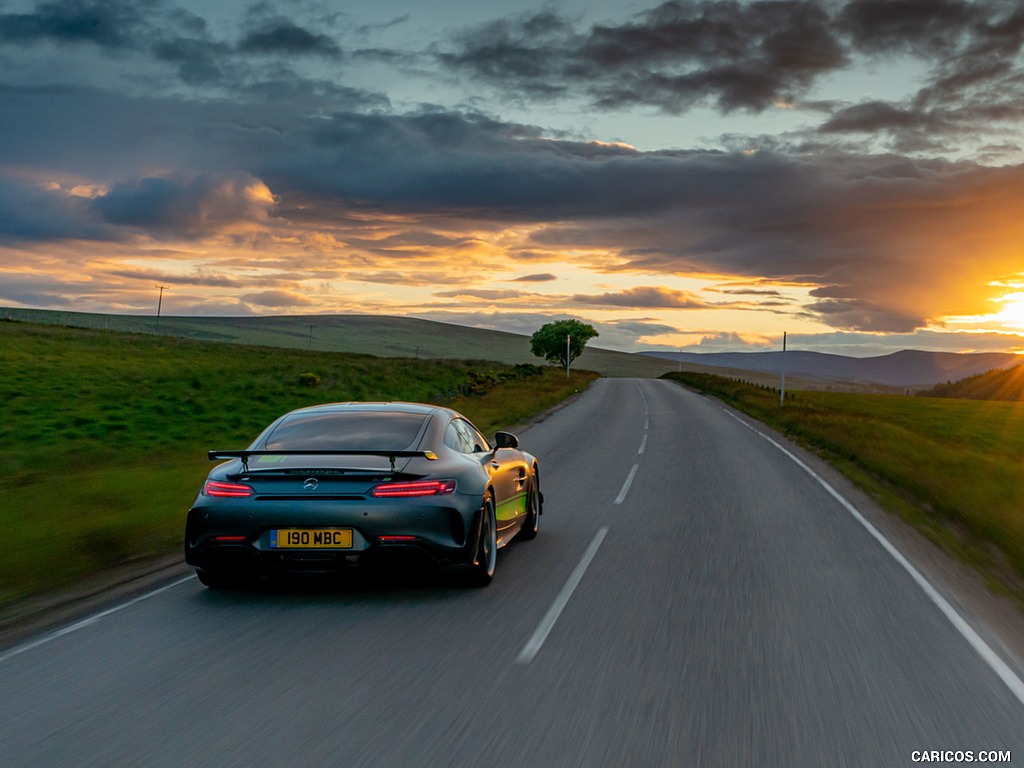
[
  {"left": 371, "top": 479, "right": 456, "bottom": 498},
  {"left": 204, "top": 480, "right": 254, "bottom": 498}
]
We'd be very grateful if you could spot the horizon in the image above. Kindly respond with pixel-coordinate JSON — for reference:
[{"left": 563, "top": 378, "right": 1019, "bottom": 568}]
[
  {"left": 7, "top": 305, "right": 1024, "bottom": 361},
  {"left": 4, "top": 1, "right": 1024, "bottom": 357}
]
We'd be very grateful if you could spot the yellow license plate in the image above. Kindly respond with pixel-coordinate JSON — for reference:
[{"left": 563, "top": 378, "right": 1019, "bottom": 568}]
[{"left": 271, "top": 529, "right": 353, "bottom": 549}]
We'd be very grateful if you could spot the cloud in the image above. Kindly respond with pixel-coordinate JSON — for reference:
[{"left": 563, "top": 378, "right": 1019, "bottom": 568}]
[
  {"left": 836, "top": 0, "right": 983, "bottom": 57},
  {"left": 103, "top": 268, "right": 242, "bottom": 288},
  {"left": 241, "top": 289, "right": 314, "bottom": 308},
  {"left": 238, "top": 20, "right": 342, "bottom": 58},
  {"left": 91, "top": 172, "right": 275, "bottom": 237},
  {"left": 435, "top": 1, "right": 1024, "bottom": 158},
  {"left": 5, "top": 80, "right": 1024, "bottom": 332},
  {"left": 0, "top": 0, "right": 384, "bottom": 107},
  {"left": 0, "top": 177, "right": 112, "bottom": 243},
  {"left": 573, "top": 286, "right": 711, "bottom": 309},
  {"left": 0, "top": 0, "right": 147, "bottom": 49},
  {"left": 4, "top": 2, "right": 1024, "bottom": 337},
  {"left": 433, "top": 288, "right": 538, "bottom": 301},
  {"left": 440, "top": 1, "right": 848, "bottom": 114}
]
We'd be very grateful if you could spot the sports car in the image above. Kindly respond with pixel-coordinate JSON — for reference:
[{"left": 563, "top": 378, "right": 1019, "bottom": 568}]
[{"left": 184, "top": 401, "right": 542, "bottom": 588}]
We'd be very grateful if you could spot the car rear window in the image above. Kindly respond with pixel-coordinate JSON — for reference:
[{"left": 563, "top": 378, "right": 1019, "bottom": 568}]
[{"left": 263, "top": 412, "right": 429, "bottom": 451}]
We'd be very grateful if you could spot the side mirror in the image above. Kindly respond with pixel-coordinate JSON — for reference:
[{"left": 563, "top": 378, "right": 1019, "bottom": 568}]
[{"left": 494, "top": 431, "right": 519, "bottom": 449}]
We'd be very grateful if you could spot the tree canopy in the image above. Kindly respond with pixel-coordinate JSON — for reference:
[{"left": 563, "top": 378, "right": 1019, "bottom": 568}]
[{"left": 530, "top": 319, "right": 598, "bottom": 368}]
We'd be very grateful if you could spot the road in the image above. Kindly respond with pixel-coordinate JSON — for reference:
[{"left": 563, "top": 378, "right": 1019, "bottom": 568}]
[{"left": 2, "top": 378, "right": 1022, "bottom": 767}]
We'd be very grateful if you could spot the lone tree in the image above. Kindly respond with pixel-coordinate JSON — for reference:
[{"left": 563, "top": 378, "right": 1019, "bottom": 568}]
[{"left": 530, "top": 319, "right": 598, "bottom": 369}]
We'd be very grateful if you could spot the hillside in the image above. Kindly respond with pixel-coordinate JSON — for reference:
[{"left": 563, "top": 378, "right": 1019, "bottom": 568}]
[
  {"left": 643, "top": 349, "right": 1019, "bottom": 389},
  {"left": 923, "top": 362, "right": 1024, "bottom": 400},
  {"left": 0, "top": 308, "right": 855, "bottom": 388},
  {"left": 2, "top": 308, "right": 679, "bottom": 378}
]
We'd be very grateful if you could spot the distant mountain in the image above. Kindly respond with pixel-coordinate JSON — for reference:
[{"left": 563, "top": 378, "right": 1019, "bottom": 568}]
[{"left": 640, "top": 349, "right": 1020, "bottom": 388}]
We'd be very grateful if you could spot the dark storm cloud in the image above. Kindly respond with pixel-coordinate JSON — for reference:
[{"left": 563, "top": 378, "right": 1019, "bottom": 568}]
[
  {"left": 91, "top": 172, "right": 273, "bottom": 237},
  {"left": 238, "top": 19, "right": 341, "bottom": 57},
  {"left": 0, "top": 177, "right": 113, "bottom": 243},
  {"left": 0, "top": 0, "right": 363, "bottom": 100},
  {"left": 439, "top": 0, "right": 1024, "bottom": 152},
  {"left": 441, "top": 1, "right": 847, "bottom": 113},
  {"left": 836, "top": 0, "right": 983, "bottom": 56},
  {"left": 0, "top": 0, "right": 146, "bottom": 49}
]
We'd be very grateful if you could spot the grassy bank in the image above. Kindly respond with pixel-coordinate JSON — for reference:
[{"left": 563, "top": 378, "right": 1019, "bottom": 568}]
[
  {"left": 663, "top": 372, "right": 1024, "bottom": 599},
  {"left": 0, "top": 320, "right": 597, "bottom": 608}
]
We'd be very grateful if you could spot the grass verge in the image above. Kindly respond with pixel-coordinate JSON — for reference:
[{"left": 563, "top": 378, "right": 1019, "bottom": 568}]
[
  {"left": 663, "top": 371, "right": 1024, "bottom": 603},
  {"left": 0, "top": 320, "right": 597, "bottom": 610}
]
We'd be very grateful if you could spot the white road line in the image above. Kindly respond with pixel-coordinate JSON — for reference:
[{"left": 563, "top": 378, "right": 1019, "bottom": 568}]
[
  {"left": 614, "top": 464, "right": 639, "bottom": 505},
  {"left": 638, "top": 434, "right": 648, "bottom": 455},
  {"left": 634, "top": 381, "right": 649, "bottom": 412},
  {"left": 722, "top": 408, "right": 1024, "bottom": 709},
  {"left": 517, "top": 527, "right": 608, "bottom": 665},
  {"left": 0, "top": 575, "right": 195, "bottom": 665},
  {"left": 643, "top": 417, "right": 650, "bottom": 431}
]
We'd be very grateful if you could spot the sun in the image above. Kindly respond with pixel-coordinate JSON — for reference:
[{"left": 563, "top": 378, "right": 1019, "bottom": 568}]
[{"left": 993, "top": 293, "right": 1024, "bottom": 330}]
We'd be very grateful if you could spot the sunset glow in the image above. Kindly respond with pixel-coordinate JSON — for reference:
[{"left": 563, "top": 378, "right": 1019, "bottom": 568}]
[{"left": 4, "top": 0, "right": 1024, "bottom": 356}]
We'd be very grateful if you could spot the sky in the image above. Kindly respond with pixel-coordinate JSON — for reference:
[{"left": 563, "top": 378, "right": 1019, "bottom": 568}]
[{"left": 3, "top": 0, "right": 1024, "bottom": 356}]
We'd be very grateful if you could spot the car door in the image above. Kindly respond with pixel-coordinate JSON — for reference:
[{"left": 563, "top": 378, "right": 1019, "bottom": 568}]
[{"left": 453, "top": 419, "right": 524, "bottom": 542}]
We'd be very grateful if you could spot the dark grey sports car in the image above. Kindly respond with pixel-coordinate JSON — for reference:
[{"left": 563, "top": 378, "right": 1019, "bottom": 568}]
[{"left": 184, "top": 401, "right": 542, "bottom": 588}]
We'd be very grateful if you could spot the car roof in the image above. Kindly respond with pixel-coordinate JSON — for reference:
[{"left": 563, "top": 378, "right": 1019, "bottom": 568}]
[{"left": 283, "top": 401, "right": 448, "bottom": 417}]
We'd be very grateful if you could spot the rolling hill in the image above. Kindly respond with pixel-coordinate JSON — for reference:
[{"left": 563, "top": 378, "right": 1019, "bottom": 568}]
[
  {"left": 8, "top": 306, "right": 1015, "bottom": 389},
  {"left": 1, "top": 308, "right": 677, "bottom": 377}
]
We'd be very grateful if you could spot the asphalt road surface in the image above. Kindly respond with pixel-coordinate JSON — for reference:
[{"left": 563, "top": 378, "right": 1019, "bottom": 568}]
[{"left": 2, "top": 378, "right": 1023, "bottom": 767}]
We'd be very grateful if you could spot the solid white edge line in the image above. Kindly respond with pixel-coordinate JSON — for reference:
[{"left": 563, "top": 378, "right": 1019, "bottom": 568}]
[
  {"left": 0, "top": 575, "right": 196, "bottom": 665},
  {"left": 614, "top": 464, "right": 639, "bottom": 505},
  {"left": 722, "top": 408, "right": 1024, "bottom": 709},
  {"left": 517, "top": 527, "right": 609, "bottom": 665}
]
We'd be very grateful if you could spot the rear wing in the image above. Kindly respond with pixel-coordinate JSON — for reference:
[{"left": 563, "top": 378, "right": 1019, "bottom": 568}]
[{"left": 208, "top": 449, "right": 438, "bottom": 472}]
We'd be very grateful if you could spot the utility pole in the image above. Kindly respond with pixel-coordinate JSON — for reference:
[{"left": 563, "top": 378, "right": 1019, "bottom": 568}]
[
  {"left": 155, "top": 285, "right": 168, "bottom": 334},
  {"left": 780, "top": 331, "right": 787, "bottom": 406},
  {"left": 307, "top": 324, "right": 315, "bottom": 349},
  {"left": 566, "top": 333, "right": 571, "bottom": 379}
]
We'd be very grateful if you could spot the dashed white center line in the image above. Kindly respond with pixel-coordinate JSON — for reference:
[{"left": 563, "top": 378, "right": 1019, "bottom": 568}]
[
  {"left": 638, "top": 434, "right": 648, "bottom": 455},
  {"left": 614, "top": 464, "right": 639, "bottom": 505},
  {"left": 517, "top": 527, "right": 609, "bottom": 665}
]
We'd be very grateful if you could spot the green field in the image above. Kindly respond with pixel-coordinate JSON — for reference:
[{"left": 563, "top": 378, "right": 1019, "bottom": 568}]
[
  {"left": 664, "top": 372, "right": 1024, "bottom": 600},
  {"left": 0, "top": 320, "right": 597, "bottom": 609}
]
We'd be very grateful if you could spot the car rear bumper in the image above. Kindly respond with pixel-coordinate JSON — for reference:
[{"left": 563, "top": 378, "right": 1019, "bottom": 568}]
[{"left": 184, "top": 499, "right": 484, "bottom": 577}]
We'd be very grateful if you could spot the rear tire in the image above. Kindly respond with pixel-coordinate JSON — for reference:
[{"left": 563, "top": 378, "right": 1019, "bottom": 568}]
[
  {"left": 464, "top": 497, "right": 497, "bottom": 587},
  {"left": 517, "top": 476, "right": 540, "bottom": 541}
]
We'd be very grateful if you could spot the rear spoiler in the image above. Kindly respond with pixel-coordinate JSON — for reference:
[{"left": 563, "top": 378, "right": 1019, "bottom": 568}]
[{"left": 208, "top": 449, "right": 438, "bottom": 472}]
